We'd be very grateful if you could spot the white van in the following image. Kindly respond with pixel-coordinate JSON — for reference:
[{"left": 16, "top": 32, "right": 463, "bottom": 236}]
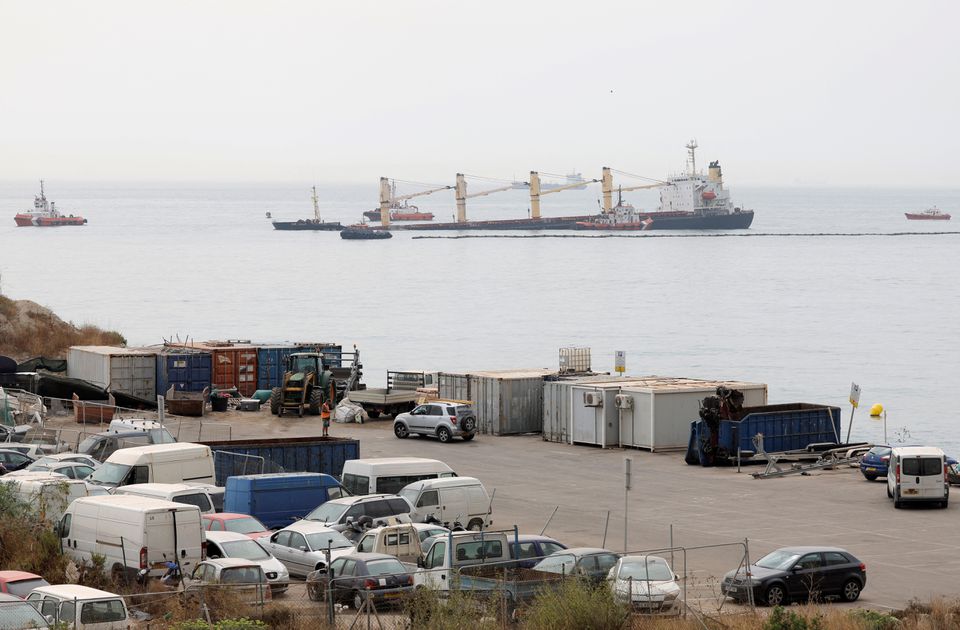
[
  {"left": 87, "top": 443, "right": 215, "bottom": 489},
  {"left": 888, "top": 446, "right": 949, "bottom": 508},
  {"left": 26, "top": 584, "right": 128, "bottom": 629},
  {"left": 399, "top": 477, "right": 492, "bottom": 531},
  {"left": 58, "top": 495, "right": 206, "bottom": 580},
  {"left": 341, "top": 457, "right": 456, "bottom": 495},
  {"left": 114, "top": 483, "right": 217, "bottom": 515},
  {"left": 0, "top": 475, "right": 107, "bottom": 524}
]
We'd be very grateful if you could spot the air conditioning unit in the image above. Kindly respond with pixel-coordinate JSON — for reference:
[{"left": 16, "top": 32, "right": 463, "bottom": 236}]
[
  {"left": 615, "top": 394, "right": 633, "bottom": 409},
  {"left": 583, "top": 392, "right": 603, "bottom": 407}
]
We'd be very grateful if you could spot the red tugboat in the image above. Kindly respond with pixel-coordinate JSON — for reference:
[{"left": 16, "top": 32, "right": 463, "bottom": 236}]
[
  {"left": 14, "top": 181, "right": 87, "bottom": 227},
  {"left": 905, "top": 207, "right": 951, "bottom": 221}
]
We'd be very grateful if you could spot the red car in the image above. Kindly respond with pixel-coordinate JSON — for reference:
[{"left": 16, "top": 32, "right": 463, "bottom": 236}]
[
  {"left": 0, "top": 571, "right": 49, "bottom": 599},
  {"left": 202, "top": 513, "right": 272, "bottom": 539}
]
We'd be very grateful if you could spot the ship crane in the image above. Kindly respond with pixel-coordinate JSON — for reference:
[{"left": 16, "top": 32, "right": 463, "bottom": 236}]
[
  {"left": 600, "top": 167, "right": 668, "bottom": 213},
  {"left": 529, "top": 172, "right": 600, "bottom": 219},
  {"left": 454, "top": 174, "right": 519, "bottom": 223},
  {"left": 378, "top": 178, "right": 452, "bottom": 227}
]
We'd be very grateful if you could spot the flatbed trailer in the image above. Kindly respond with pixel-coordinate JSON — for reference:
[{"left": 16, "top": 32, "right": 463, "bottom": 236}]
[{"left": 346, "top": 371, "right": 427, "bottom": 418}]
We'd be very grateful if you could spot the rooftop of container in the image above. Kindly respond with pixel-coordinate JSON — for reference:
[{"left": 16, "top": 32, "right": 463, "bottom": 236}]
[
  {"left": 556, "top": 375, "right": 767, "bottom": 391},
  {"left": 441, "top": 368, "right": 559, "bottom": 379},
  {"left": 69, "top": 345, "right": 157, "bottom": 356}
]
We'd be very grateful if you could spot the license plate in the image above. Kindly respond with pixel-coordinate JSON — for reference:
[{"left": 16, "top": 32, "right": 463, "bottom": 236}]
[
  {"left": 905, "top": 488, "right": 918, "bottom": 495},
  {"left": 865, "top": 467, "right": 877, "bottom": 472},
  {"left": 383, "top": 593, "right": 401, "bottom": 599},
  {"left": 727, "top": 586, "right": 738, "bottom": 593}
]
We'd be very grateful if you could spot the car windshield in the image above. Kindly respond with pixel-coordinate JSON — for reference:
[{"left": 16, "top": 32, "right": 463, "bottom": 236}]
[
  {"left": 868, "top": 446, "right": 891, "bottom": 457},
  {"left": 88, "top": 462, "right": 130, "bottom": 486},
  {"left": 79, "top": 599, "right": 126, "bottom": 623},
  {"left": 26, "top": 464, "right": 50, "bottom": 472},
  {"left": 304, "top": 502, "right": 348, "bottom": 524},
  {"left": 220, "top": 566, "right": 265, "bottom": 584},
  {"left": 534, "top": 554, "right": 576, "bottom": 574},
  {"left": 149, "top": 428, "right": 177, "bottom": 444},
  {"left": 0, "top": 601, "right": 49, "bottom": 628},
  {"left": 77, "top": 437, "right": 98, "bottom": 453},
  {"left": 305, "top": 530, "right": 353, "bottom": 550},
  {"left": 5, "top": 578, "right": 48, "bottom": 598},
  {"left": 364, "top": 558, "right": 407, "bottom": 576},
  {"left": 224, "top": 517, "right": 267, "bottom": 534},
  {"left": 756, "top": 550, "right": 801, "bottom": 570},
  {"left": 399, "top": 488, "right": 419, "bottom": 505},
  {"left": 617, "top": 559, "right": 674, "bottom": 581},
  {"left": 32, "top": 457, "right": 57, "bottom": 466},
  {"left": 221, "top": 539, "right": 271, "bottom": 561}
]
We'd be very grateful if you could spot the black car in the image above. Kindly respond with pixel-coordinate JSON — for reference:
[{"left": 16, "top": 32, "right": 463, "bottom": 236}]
[
  {"left": 0, "top": 449, "right": 35, "bottom": 475},
  {"left": 305, "top": 552, "right": 415, "bottom": 609},
  {"left": 721, "top": 546, "right": 865, "bottom": 606}
]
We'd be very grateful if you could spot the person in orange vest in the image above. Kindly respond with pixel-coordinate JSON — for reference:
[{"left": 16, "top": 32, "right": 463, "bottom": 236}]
[{"left": 321, "top": 401, "right": 331, "bottom": 437}]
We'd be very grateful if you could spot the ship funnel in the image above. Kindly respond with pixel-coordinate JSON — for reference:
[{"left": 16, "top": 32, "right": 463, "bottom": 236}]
[{"left": 708, "top": 161, "right": 723, "bottom": 185}]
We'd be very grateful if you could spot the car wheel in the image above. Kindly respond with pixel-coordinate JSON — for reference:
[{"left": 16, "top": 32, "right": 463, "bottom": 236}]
[
  {"left": 368, "top": 410, "right": 381, "bottom": 419},
  {"left": 887, "top": 485, "right": 893, "bottom": 498},
  {"left": 461, "top": 416, "right": 477, "bottom": 432},
  {"left": 394, "top": 423, "right": 409, "bottom": 439},
  {"left": 270, "top": 388, "right": 281, "bottom": 415},
  {"left": 353, "top": 590, "right": 365, "bottom": 610},
  {"left": 437, "top": 427, "right": 452, "bottom": 443},
  {"left": 894, "top": 490, "right": 902, "bottom": 509},
  {"left": 764, "top": 583, "right": 787, "bottom": 607},
  {"left": 467, "top": 518, "right": 484, "bottom": 531},
  {"left": 942, "top": 500, "right": 949, "bottom": 509},
  {"left": 863, "top": 473, "right": 877, "bottom": 482},
  {"left": 461, "top": 433, "right": 475, "bottom": 442},
  {"left": 307, "top": 581, "right": 324, "bottom": 601},
  {"left": 841, "top": 579, "right": 861, "bottom": 602}
]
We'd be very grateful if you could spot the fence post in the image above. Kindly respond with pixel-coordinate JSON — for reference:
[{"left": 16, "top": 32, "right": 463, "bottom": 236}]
[
  {"left": 744, "top": 538, "right": 755, "bottom": 611},
  {"left": 327, "top": 568, "right": 336, "bottom": 626}
]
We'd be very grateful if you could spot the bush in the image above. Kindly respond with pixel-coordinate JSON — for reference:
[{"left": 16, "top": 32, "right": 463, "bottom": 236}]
[
  {"left": 522, "top": 578, "right": 630, "bottom": 630},
  {"left": 849, "top": 609, "right": 901, "bottom": 630},
  {"left": 169, "top": 620, "right": 267, "bottom": 630},
  {"left": 763, "top": 606, "right": 823, "bottom": 630},
  {"left": 402, "top": 587, "right": 502, "bottom": 630}
]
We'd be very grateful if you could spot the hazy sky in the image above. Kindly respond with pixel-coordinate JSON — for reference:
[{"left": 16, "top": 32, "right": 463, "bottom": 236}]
[{"left": 1, "top": 1, "right": 957, "bottom": 185}]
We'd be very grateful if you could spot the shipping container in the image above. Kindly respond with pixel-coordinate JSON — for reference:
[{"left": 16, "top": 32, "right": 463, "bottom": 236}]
[
  {"left": 617, "top": 380, "right": 768, "bottom": 452},
  {"left": 542, "top": 375, "right": 635, "bottom": 444},
  {"left": 256, "top": 345, "right": 299, "bottom": 391},
  {"left": 67, "top": 346, "right": 157, "bottom": 400},
  {"left": 200, "top": 435, "right": 359, "bottom": 486},
  {"left": 438, "top": 369, "right": 557, "bottom": 435},
  {"left": 156, "top": 348, "right": 212, "bottom": 396},
  {"left": 224, "top": 472, "right": 346, "bottom": 528},
  {"left": 165, "top": 342, "right": 259, "bottom": 397}
]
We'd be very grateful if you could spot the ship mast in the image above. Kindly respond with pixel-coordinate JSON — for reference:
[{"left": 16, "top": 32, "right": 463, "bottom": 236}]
[
  {"left": 311, "top": 186, "right": 321, "bottom": 221},
  {"left": 685, "top": 140, "right": 698, "bottom": 175}
]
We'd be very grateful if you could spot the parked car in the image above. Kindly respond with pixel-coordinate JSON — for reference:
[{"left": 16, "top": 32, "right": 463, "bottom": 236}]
[
  {"left": 0, "top": 572, "right": 49, "bottom": 600},
  {"left": 26, "top": 584, "right": 128, "bottom": 629},
  {"left": 0, "top": 449, "right": 34, "bottom": 475},
  {"left": 509, "top": 535, "right": 568, "bottom": 569},
  {"left": 400, "top": 477, "right": 492, "bottom": 531},
  {"left": 77, "top": 428, "right": 175, "bottom": 463},
  {"left": 204, "top": 531, "right": 289, "bottom": 594},
  {"left": 306, "top": 552, "right": 415, "bottom": 609},
  {"left": 607, "top": 555, "right": 681, "bottom": 614},
  {"left": 257, "top": 521, "right": 354, "bottom": 578},
  {"left": 203, "top": 513, "right": 272, "bottom": 539},
  {"left": 393, "top": 402, "right": 477, "bottom": 443},
  {"left": 341, "top": 457, "right": 456, "bottom": 495},
  {"left": 411, "top": 522, "right": 449, "bottom": 544},
  {"left": 29, "top": 453, "right": 101, "bottom": 470},
  {"left": 859, "top": 445, "right": 892, "bottom": 481},
  {"left": 186, "top": 558, "right": 271, "bottom": 605},
  {"left": 887, "top": 446, "right": 949, "bottom": 508},
  {"left": 532, "top": 548, "right": 621, "bottom": 584},
  {"left": 0, "top": 592, "right": 50, "bottom": 629},
  {"left": 721, "top": 546, "right": 866, "bottom": 606},
  {"left": 0, "top": 444, "right": 51, "bottom": 459},
  {"left": 303, "top": 494, "right": 413, "bottom": 532},
  {"left": 15, "top": 461, "right": 96, "bottom": 480}
]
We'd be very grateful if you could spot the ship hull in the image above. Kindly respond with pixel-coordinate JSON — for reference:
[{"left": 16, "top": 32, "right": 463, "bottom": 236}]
[
  {"left": 401, "top": 215, "right": 595, "bottom": 231},
  {"left": 904, "top": 213, "right": 951, "bottom": 221},
  {"left": 577, "top": 210, "right": 755, "bottom": 231},
  {"left": 362, "top": 210, "right": 434, "bottom": 221},
  {"left": 15, "top": 214, "right": 87, "bottom": 227},
  {"left": 272, "top": 220, "right": 343, "bottom": 231}
]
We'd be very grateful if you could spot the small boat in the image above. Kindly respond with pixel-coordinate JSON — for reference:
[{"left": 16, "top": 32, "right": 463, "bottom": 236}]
[
  {"left": 272, "top": 186, "right": 343, "bottom": 231},
  {"left": 905, "top": 207, "right": 951, "bottom": 221},
  {"left": 362, "top": 200, "right": 434, "bottom": 222},
  {"left": 340, "top": 224, "right": 393, "bottom": 240},
  {"left": 14, "top": 181, "right": 87, "bottom": 227}
]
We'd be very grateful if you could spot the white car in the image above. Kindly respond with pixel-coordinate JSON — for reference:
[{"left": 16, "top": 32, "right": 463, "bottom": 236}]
[
  {"left": 19, "top": 461, "right": 96, "bottom": 480},
  {"left": 204, "top": 531, "right": 289, "bottom": 594},
  {"left": 607, "top": 555, "right": 682, "bottom": 614},
  {"left": 30, "top": 453, "right": 101, "bottom": 469},
  {"left": 257, "top": 521, "right": 354, "bottom": 578}
]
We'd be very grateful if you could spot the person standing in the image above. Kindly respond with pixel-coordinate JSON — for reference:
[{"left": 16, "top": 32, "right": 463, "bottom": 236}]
[{"left": 321, "top": 401, "right": 331, "bottom": 437}]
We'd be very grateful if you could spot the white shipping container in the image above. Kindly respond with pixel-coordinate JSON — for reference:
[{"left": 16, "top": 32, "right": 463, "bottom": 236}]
[
  {"left": 68, "top": 346, "right": 157, "bottom": 400},
  {"left": 543, "top": 375, "right": 634, "bottom": 444},
  {"left": 438, "top": 369, "right": 556, "bottom": 435}
]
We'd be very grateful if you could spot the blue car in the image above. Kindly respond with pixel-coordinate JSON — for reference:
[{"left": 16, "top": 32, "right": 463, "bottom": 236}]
[
  {"left": 861, "top": 445, "right": 956, "bottom": 481},
  {"left": 509, "top": 535, "right": 568, "bottom": 569}
]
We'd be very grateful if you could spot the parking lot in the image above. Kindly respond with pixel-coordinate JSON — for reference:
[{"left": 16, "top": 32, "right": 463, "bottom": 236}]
[{"left": 50, "top": 409, "right": 960, "bottom": 612}]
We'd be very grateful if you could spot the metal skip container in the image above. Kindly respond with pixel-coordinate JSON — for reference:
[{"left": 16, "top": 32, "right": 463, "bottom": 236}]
[
  {"left": 438, "top": 369, "right": 557, "bottom": 435},
  {"left": 67, "top": 346, "right": 157, "bottom": 400},
  {"left": 617, "top": 378, "right": 768, "bottom": 451}
]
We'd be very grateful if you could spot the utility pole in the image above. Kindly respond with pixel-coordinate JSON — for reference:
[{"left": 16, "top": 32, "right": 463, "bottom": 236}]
[{"left": 623, "top": 457, "right": 632, "bottom": 552}]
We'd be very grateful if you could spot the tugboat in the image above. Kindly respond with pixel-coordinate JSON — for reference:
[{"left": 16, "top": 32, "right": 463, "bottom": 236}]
[
  {"left": 575, "top": 142, "right": 754, "bottom": 230},
  {"left": 905, "top": 207, "right": 951, "bottom": 221},
  {"left": 339, "top": 223, "right": 393, "bottom": 240},
  {"left": 272, "top": 187, "right": 343, "bottom": 231},
  {"left": 14, "top": 181, "right": 87, "bottom": 227}
]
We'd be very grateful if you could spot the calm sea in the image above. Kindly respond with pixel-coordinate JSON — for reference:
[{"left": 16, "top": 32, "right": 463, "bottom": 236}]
[{"left": 1, "top": 181, "right": 958, "bottom": 452}]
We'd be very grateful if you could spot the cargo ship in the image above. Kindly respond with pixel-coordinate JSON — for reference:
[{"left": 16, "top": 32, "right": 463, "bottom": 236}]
[
  {"left": 905, "top": 207, "right": 951, "bottom": 221},
  {"left": 362, "top": 200, "right": 434, "bottom": 222},
  {"left": 14, "top": 181, "right": 87, "bottom": 227},
  {"left": 272, "top": 186, "right": 343, "bottom": 231},
  {"left": 576, "top": 142, "right": 754, "bottom": 230}
]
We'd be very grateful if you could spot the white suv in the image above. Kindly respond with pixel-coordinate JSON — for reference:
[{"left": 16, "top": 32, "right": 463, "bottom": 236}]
[{"left": 393, "top": 402, "right": 477, "bottom": 443}]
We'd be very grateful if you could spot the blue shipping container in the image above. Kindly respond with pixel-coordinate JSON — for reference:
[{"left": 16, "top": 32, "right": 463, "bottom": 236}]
[
  {"left": 256, "top": 345, "right": 299, "bottom": 391},
  {"left": 156, "top": 350, "right": 212, "bottom": 396},
  {"left": 202, "top": 436, "right": 359, "bottom": 486},
  {"left": 224, "top": 472, "right": 346, "bottom": 528}
]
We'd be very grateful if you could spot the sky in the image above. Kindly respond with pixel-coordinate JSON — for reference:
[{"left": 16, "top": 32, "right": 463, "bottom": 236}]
[{"left": 1, "top": 1, "right": 957, "bottom": 186}]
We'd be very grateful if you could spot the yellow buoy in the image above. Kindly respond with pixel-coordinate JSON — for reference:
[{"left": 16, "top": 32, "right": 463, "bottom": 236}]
[{"left": 870, "top": 403, "right": 883, "bottom": 417}]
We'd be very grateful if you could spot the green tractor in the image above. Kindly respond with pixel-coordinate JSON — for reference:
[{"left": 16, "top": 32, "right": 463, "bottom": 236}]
[{"left": 270, "top": 352, "right": 334, "bottom": 417}]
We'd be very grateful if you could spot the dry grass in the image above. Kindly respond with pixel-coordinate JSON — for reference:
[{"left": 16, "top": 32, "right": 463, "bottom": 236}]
[{"left": 0, "top": 294, "right": 125, "bottom": 360}]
